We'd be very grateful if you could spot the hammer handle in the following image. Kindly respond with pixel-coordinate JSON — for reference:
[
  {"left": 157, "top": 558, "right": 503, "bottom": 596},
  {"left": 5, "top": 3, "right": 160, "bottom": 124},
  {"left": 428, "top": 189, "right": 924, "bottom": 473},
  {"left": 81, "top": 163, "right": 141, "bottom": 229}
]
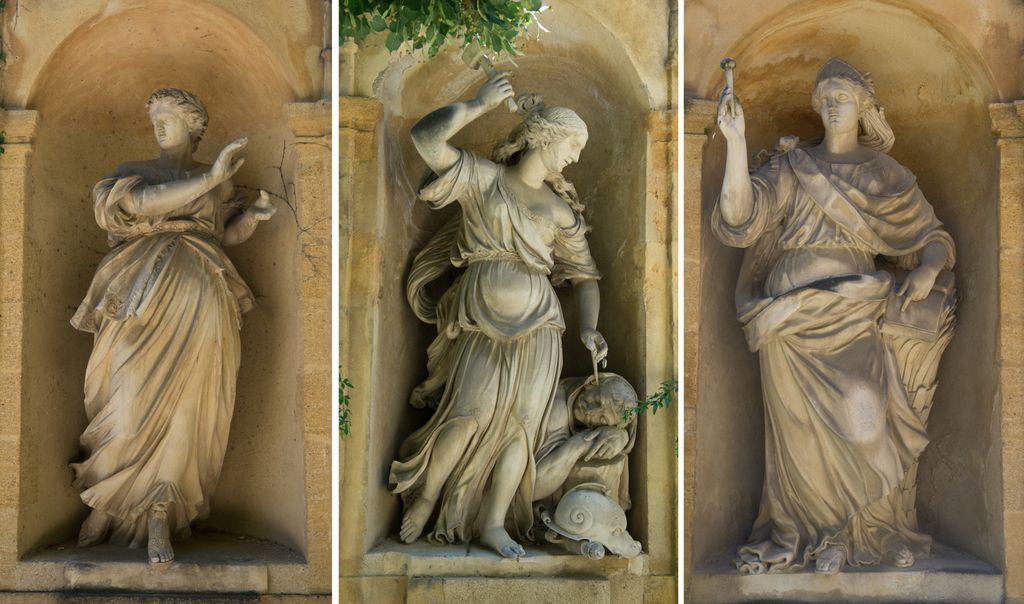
[{"left": 479, "top": 56, "right": 518, "bottom": 113}]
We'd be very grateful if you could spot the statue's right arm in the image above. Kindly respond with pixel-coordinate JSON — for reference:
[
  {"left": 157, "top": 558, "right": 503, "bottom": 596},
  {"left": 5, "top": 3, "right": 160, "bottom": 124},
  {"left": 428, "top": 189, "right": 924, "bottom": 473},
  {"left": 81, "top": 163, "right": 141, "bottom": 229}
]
[
  {"left": 410, "top": 72, "right": 514, "bottom": 174},
  {"left": 120, "top": 171, "right": 220, "bottom": 216},
  {"left": 120, "top": 138, "right": 248, "bottom": 216},
  {"left": 717, "top": 94, "right": 755, "bottom": 227}
]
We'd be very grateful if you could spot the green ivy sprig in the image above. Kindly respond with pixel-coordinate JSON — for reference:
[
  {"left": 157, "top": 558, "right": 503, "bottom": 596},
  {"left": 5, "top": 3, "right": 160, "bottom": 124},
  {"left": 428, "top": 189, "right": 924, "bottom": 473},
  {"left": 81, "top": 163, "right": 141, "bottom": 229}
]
[{"left": 625, "top": 379, "right": 678, "bottom": 423}]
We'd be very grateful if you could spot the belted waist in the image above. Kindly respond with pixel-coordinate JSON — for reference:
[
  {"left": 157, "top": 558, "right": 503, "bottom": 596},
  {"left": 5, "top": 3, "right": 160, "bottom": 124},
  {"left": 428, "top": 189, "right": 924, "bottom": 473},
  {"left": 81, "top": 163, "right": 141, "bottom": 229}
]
[
  {"left": 123, "top": 221, "right": 218, "bottom": 244},
  {"left": 461, "top": 250, "right": 521, "bottom": 264}
]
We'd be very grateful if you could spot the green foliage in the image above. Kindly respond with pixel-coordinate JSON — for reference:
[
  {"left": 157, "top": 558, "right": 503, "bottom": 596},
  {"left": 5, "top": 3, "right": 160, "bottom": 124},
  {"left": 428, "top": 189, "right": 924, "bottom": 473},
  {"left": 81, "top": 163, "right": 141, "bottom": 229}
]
[
  {"left": 339, "top": 371, "right": 353, "bottom": 438},
  {"left": 625, "top": 379, "right": 678, "bottom": 423},
  {"left": 0, "top": 131, "right": 6, "bottom": 155},
  {"left": 341, "top": 0, "right": 545, "bottom": 58}
]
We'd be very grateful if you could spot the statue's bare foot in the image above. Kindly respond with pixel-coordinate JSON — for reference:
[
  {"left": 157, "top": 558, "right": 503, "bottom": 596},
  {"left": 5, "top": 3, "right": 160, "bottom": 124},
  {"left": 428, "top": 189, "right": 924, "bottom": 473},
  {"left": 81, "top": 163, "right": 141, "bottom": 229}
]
[
  {"left": 480, "top": 526, "right": 526, "bottom": 559},
  {"left": 886, "top": 543, "right": 915, "bottom": 568},
  {"left": 147, "top": 506, "right": 174, "bottom": 564},
  {"left": 399, "top": 498, "right": 434, "bottom": 543},
  {"left": 78, "top": 509, "right": 110, "bottom": 547},
  {"left": 815, "top": 545, "right": 846, "bottom": 574}
]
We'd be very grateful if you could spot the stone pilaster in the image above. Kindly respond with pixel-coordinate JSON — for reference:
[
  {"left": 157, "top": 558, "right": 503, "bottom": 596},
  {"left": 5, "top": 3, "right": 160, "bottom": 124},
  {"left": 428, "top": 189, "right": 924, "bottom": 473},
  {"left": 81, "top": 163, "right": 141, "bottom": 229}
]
[
  {"left": 284, "top": 101, "right": 332, "bottom": 591},
  {"left": 338, "top": 94, "right": 383, "bottom": 575},
  {"left": 991, "top": 101, "right": 1024, "bottom": 601},
  {"left": 681, "top": 97, "right": 717, "bottom": 585},
  {"left": 0, "top": 109, "right": 38, "bottom": 586}
]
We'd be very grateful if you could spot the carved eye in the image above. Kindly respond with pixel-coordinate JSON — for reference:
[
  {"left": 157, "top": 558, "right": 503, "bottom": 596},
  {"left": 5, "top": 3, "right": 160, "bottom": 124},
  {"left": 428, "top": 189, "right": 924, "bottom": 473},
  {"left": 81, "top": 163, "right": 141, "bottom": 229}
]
[{"left": 613, "top": 528, "right": 622, "bottom": 536}]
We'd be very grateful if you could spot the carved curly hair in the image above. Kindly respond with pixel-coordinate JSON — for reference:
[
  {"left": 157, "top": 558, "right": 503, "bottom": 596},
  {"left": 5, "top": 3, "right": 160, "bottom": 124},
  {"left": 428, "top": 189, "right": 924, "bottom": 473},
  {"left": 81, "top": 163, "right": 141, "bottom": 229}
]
[
  {"left": 492, "top": 93, "right": 589, "bottom": 213},
  {"left": 146, "top": 88, "right": 209, "bottom": 151}
]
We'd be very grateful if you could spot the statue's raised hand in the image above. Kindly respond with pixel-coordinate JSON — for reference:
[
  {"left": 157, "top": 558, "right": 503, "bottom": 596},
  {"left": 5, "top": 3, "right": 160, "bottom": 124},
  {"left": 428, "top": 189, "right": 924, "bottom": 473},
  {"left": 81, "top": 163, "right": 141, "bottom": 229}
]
[
  {"left": 210, "top": 137, "right": 248, "bottom": 184},
  {"left": 475, "top": 72, "right": 514, "bottom": 112},
  {"left": 717, "top": 91, "right": 745, "bottom": 142}
]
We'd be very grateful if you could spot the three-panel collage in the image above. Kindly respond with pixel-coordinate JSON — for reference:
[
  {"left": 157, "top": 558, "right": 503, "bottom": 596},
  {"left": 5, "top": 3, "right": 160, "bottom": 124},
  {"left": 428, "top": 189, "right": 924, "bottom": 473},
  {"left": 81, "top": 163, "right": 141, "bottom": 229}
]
[{"left": 3, "top": 1, "right": 1023, "bottom": 603}]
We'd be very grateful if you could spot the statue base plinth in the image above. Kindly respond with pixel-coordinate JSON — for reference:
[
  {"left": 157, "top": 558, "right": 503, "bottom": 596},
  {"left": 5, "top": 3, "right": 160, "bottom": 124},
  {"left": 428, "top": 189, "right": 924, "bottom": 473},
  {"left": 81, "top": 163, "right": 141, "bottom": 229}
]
[
  {"left": 690, "top": 543, "right": 1000, "bottom": 603},
  {"left": 17, "top": 532, "right": 303, "bottom": 596}
]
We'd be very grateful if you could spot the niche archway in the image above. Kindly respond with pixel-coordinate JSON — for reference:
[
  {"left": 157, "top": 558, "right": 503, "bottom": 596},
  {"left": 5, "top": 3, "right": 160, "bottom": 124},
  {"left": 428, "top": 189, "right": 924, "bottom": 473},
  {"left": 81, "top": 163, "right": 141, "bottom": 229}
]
[
  {"left": 693, "top": 0, "right": 1000, "bottom": 568},
  {"left": 359, "top": 3, "right": 659, "bottom": 556},
  {"left": 20, "top": 0, "right": 309, "bottom": 558}
]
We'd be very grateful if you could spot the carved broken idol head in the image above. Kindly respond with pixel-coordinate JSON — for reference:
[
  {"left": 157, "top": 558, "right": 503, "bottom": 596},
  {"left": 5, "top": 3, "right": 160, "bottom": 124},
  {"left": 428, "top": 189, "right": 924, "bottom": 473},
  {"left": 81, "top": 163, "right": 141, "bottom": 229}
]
[
  {"left": 811, "top": 58, "right": 894, "bottom": 153},
  {"left": 146, "top": 88, "right": 209, "bottom": 152},
  {"left": 571, "top": 373, "right": 638, "bottom": 429}
]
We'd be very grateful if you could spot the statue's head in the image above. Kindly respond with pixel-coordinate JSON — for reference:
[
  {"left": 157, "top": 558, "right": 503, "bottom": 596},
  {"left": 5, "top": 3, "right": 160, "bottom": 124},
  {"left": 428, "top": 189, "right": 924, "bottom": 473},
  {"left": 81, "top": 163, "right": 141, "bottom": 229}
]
[
  {"left": 810, "top": 58, "right": 894, "bottom": 153},
  {"left": 544, "top": 484, "right": 642, "bottom": 559},
  {"left": 493, "top": 94, "right": 588, "bottom": 175},
  {"left": 146, "top": 88, "right": 209, "bottom": 152},
  {"left": 572, "top": 373, "right": 638, "bottom": 429}
]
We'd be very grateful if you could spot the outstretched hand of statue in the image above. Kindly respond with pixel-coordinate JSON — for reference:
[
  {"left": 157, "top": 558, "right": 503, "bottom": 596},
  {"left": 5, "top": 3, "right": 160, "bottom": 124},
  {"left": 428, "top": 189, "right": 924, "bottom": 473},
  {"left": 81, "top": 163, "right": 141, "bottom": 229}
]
[
  {"left": 474, "top": 72, "right": 515, "bottom": 113},
  {"left": 210, "top": 137, "right": 248, "bottom": 184},
  {"left": 249, "top": 190, "right": 277, "bottom": 222},
  {"left": 581, "top": 328, "right": 609, "bottom": 366},
  {"left": 717, "top": 92, "right": 745, "bottom": 142}
]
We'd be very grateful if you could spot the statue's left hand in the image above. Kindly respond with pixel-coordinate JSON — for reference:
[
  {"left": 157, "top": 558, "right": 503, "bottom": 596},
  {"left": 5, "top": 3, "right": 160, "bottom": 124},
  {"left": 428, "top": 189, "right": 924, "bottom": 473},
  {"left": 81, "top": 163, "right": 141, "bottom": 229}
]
[
  {"left": 897, "top": 265, "right": 939, "bottom": 311},
  {"left": 582, "top": 426, "right": 629, "bottom": 461},
  {"left": 249, "top": 190, "right": 277, "bottom": 222},
  {"left": 581, "top": 328, "right": 608, "bottom": 366}
]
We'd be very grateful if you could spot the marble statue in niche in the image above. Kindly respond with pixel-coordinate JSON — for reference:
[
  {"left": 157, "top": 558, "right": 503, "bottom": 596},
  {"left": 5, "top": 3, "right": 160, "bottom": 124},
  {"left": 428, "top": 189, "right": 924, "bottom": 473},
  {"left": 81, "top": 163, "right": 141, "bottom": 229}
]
[
  {"left": 389, "top": 72, "right": 623, "bottom": 559},
  {"left": 713, "top": 58, "right": 957, "bottom": 574},
  {"left": 70, "top": 89, "right": 277, "bottom": 564}
]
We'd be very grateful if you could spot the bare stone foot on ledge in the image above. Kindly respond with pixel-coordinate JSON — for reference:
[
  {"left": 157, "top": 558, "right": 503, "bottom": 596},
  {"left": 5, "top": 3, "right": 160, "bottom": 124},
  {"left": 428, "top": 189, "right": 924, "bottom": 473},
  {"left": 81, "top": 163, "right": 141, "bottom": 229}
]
[
  {"left": 78, "top": 509, "right": 111, "bottom": 547},
  {"left": 148, "top": 505, "right": 175, "bottom": 564},
  {"left": 815, "top": 545, "right": 846, "bottom": 574},
  {"left": 480, "top": 526, "right": 526, "bottom": 559},
  {"left": 400, "top": 497, "right": 434, "bottom": 543}
]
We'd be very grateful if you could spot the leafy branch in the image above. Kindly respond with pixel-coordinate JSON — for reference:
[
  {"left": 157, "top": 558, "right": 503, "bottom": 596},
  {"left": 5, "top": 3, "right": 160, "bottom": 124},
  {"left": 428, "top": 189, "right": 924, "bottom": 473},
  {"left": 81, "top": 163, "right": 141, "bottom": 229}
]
[
  {"left": 340, "top": 369, "right": 353, "bottom": 438},
  {"left": 341, "top": 0, "right": 547, "bottom": 58},
  {"left": 624, "top": 379, "right": 677, "bottom": 423}
]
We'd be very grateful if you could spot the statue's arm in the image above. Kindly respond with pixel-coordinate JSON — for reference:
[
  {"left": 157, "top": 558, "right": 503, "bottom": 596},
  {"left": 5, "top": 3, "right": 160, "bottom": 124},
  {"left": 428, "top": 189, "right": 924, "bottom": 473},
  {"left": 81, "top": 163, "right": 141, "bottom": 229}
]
[
  {"left": 411, "top": 72, "right": 514, "bottom": 174},
  {"left": 120, "top": 171, "right": 219, "bottom": 216},
  {"left": 573, "top": 278, "right": 608, "bottom": 364},
  {"left": 121, "top": 138, "right": 248, "bottom": 217},
  {"left": 717, "top": 95, "right": 756, "bottom": 227},
  {"left": 535, "top": 433, "right": 591, "bottom": 501},
  {"left": 222, "top": 190, "right": 276, "bottom": 247}
]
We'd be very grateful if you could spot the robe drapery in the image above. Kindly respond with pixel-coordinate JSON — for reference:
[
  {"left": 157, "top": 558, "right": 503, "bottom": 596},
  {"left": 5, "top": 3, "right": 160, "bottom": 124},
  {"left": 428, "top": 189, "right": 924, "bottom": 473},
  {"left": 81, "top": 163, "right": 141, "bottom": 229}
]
[
  {"left": 712, "top": 147, "right": 955, "bottom": 573},
  {"left": 390, "top": 150, "right": 600, "bottom": 544},
  {"left": 70, "top": 161, "right": 254, "bottom": 547}
]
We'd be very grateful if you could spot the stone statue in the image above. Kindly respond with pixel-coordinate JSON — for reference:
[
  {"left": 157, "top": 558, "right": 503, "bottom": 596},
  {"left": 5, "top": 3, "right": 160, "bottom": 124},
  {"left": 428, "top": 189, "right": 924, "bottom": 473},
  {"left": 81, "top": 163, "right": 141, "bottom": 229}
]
[
  {"left": 713, "top": 58, "right": 956, "bottom": 574},
  {"left": 389, "top": 72, "right": 608, "bottom": 559},
  {"left": 534, "top": 374, "right": 643, "bottom": 559},
  {"left": 70, "top": 89, "right": 276, "bottom": 564}
]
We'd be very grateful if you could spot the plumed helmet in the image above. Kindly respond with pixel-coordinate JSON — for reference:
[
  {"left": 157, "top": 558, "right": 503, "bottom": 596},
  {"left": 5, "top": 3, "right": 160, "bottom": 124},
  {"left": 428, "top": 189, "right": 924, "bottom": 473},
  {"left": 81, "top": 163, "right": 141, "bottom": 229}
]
[{"left": 543, "top": 484, "right": 642, "bottom": 559}]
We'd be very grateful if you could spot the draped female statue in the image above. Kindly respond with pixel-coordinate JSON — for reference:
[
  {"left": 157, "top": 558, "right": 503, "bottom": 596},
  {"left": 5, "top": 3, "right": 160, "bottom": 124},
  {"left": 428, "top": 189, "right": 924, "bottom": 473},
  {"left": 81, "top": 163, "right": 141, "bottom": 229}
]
[
  {"left": 71, "top": 89, "right": 276, "bottom": 563},
  {"left": 389, "top": 73, "right": 616, "bottom": 559},
  {"left": 714, "top": 59, "right": 956, "bottom": 574}
]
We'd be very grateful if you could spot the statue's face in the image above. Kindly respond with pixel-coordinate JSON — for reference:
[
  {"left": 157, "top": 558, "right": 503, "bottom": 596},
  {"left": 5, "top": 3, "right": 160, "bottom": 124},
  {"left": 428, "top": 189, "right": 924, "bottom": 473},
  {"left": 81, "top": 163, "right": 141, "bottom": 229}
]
[
  {"left": 541, "top": 131, "right": 587, "bottom": 174},
  {"left": 815, "top": 79, "right": 861, "bottom": 136},
  {"left": 573, "top": 391, "right": 623, "bottom": 427},
  {"left": 151, "top": 107, "right": 192, "bottom": 151}
]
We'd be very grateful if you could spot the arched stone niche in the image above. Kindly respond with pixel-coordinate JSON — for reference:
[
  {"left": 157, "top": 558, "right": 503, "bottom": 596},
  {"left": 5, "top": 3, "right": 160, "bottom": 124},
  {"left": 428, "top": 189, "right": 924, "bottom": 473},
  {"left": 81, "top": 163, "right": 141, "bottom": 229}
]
[
  {"left": 352, "top": 2, "right": 671, "bottom": 575},
  {"left": 692, "top": 0, "right": 1000, "bottom": 577},
  {"left": 18, "top": 0, "right": 309, "bottom": 562}
]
